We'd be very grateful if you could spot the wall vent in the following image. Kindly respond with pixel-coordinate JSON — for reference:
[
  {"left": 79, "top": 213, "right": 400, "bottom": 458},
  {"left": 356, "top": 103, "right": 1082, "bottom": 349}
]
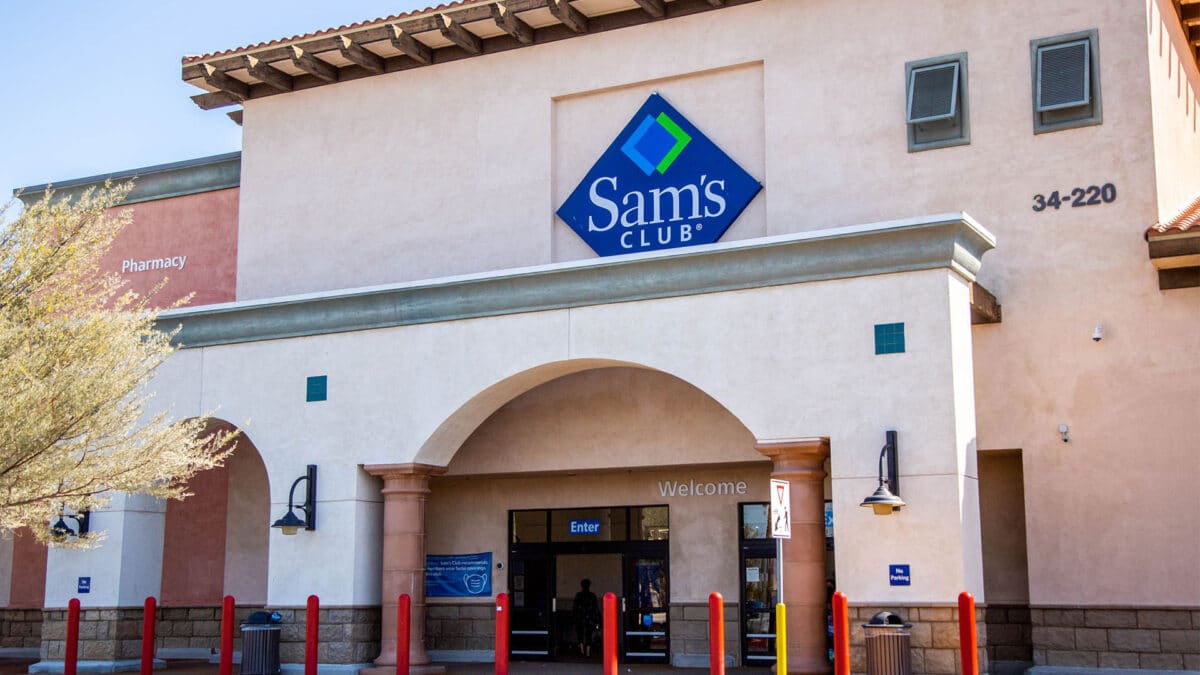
[
  {"left": 1036, "top": 39, "right": 1090, "bottom": 111},
  {"left": 907, "top": 62, "right": 959, "bottom": 123}
]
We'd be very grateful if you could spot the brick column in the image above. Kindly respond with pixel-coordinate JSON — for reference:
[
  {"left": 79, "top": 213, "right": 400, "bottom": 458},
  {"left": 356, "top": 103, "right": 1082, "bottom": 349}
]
[
  {"left": 757, "top": 437, "right": 831, "bottom": 675},
  {"left": 363, "top": 463, "right": 446, "bottom": 675}
]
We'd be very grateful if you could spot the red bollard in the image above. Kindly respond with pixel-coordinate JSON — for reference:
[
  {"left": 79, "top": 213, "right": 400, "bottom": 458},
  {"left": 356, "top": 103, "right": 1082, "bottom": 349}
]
[
  {"left": 959, "top": 592, "right": 979, "bottom": 675},
  {"left": 219, "top": 595, "right": 235, "bottom": 675},
  {"left": 708, "top": 592, "right": 725, "bottom": 675},
  {"left": 396, "top": 594, "right": 411, "bottom": 675},
  {"left": 306, "top": 595, "right": 319, "bottom": 675},
  {"left": 494, "top": 593, "right": 509, "bottom": 675},
  {"left": 603, "top": 592, "right": 617, "bottom": 675},
  {"left": 833, "top": 591, "right": 850, "bottom": 675},
  {"left": 141, "top": 597, "right": 157, "bottom": 675},
  {"left": 65, "top": 598, "right": 80, "bottom": 675}
]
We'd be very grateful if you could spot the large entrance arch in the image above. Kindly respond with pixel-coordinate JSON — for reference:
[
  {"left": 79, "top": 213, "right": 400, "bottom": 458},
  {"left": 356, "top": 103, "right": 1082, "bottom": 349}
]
[
  {"left": 366, "top": 364, "right": 831, "bottom": 673},
  {"left": 159, "top": 421, "right": 270, "bottom": 655}
]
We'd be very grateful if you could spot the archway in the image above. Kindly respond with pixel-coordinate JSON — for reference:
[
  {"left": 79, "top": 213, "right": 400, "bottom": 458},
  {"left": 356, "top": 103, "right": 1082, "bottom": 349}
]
[{"left": 158, "top": 420, "right": 269, "bottom": 655}]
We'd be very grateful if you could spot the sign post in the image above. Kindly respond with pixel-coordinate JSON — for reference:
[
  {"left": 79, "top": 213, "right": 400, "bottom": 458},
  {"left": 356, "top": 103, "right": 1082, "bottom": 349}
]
[{"left": 769, "top": 478, "right": 791, "bottom": 614}]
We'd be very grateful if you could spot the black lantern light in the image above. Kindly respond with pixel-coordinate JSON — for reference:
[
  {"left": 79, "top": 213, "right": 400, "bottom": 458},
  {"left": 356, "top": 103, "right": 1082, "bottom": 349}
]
[
  {"left": 860, "top": 430, "right": 904, "bottom": 516},
  {"left": 272, "top": 465, "right": 317, "bottom": 535},
  {"left": 50, "top": 508, "right": 90, "bottom": 540}
]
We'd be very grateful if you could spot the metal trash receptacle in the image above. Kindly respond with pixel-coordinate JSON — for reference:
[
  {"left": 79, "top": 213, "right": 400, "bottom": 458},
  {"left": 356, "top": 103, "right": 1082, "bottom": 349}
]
[
  {"left": 240, "top": 611, "right": 283, "bottom": 675},
  {"left": 863, "top": 611, "right": 911, "bottom": 675}
]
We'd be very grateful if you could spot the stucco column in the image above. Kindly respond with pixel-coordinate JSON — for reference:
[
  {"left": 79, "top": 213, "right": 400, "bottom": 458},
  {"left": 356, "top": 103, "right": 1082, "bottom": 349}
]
[
  {"left": 363, "top": 463, "right": 446, "bottom": 675},
  {"left": 756, "top": 438, "right": 831, "bottom": 675}
]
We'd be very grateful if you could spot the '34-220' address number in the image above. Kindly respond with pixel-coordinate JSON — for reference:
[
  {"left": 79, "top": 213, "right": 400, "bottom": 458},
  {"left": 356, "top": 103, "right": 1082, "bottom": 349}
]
[{"left": 1032, "top": 183, "right": 1117, "bottom": 212}]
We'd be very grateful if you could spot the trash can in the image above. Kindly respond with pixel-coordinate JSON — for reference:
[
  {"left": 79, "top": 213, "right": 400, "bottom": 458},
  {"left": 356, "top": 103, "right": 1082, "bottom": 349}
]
[
  {"left": 863, "top": 611, "right": 911, "bottom": 675},
  {"left": 240, "top": 611, "right": 283, "bottom": 675}
]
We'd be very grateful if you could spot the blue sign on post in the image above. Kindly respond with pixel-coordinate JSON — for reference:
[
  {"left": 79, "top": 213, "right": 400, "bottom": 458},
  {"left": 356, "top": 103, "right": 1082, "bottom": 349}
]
[
  {"left": 426, "top": 553, "right": 492, "bottom": 598},
  {"left": 889, "top": 564, "right": 911, "bottom": 586},
  {"left": 77, "top": 577, "right": 91, "bottom": 594},
  {"left": 557, "top": 93, "right": 762, "bottom": 257}
]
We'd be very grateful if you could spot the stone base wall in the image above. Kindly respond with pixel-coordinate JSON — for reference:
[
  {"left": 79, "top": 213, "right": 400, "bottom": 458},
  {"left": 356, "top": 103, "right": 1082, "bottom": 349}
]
[
  {"left": 848, "top": 604, "right": 988, "bottom": 675},
  {"left": 0, "top": 608, "right": 43, "bottom": 649},
  {"left": 276, "top": 606, "right": 380, "bottom": 665},
  {"left": 39, "top": 604, "right": 380, "bottom": 666},
  {"left": 156, "top": 605, "right": 262, "bottom": 656},
  {"left": 668, "top": 602, "right": 738, "bottom": 666},
  {"left": 985, "top": 604, "right": 1032, "bottom": 666},
  {"left": 40, "top": 608, "right": 143, "bottom": 661},
  {"left": 426, "top": 603, "right": 496, "bottom": 654},
  {"left": 1030, "top": 606, "right": 1200, "bottom": 670}
]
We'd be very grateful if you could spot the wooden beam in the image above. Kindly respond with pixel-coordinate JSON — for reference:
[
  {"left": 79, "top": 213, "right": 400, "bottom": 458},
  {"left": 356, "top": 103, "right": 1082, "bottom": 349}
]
[
  {"left": 548, "top": 0, "right": 588, "bottom": 33},
  {"left": 337, "top": 36, "right": 384, "bottom": 73},
  {"left": 244, "top": 55, "right": 293, "bottom": 92},
  {"left": 436, "top": 14, "right": 483, "bottom": 54},
  {"left": 706, "top": 0, "right": 726, "bottom": 5},
  {"left": 226, "top": 110, "right": 244, "bottom": 126},
  {"left": 191, "top": 90, "right": 241, "bottom": 110},
  {"left": 200, "top": 64, "right": 249, "bottom": 101},
  {"left": 491, "top": 3, "right": 534, "bottom": 44},
  {"left": 633, "top": 0, "right": 666, "bottom": 17},
  {"left": 1182, "top": 4, "right": 1200, "bottom": 25},
  {"left": 1190, "top": 24, "right": 1200, "bottom": 45},
  {"left": 288, "top": 46, "right": 338, "bottom": 83},
  {"left": 969, "top": 282, "right": 1002, "bottom": 325},
  {"left": 389, "top": 25, "right": 433, "bottom": 64}
]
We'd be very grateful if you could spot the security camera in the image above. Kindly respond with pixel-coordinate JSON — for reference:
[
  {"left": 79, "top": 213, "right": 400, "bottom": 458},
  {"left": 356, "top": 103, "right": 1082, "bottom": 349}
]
[{"left": 1092, "top": 324, "right": 1103, "bottom": 342}]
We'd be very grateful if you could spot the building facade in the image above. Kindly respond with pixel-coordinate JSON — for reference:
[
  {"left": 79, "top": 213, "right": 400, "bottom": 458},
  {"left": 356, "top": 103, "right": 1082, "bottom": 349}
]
[{"left": 5, "top": 1, "right": 1200, "bottom": 674}]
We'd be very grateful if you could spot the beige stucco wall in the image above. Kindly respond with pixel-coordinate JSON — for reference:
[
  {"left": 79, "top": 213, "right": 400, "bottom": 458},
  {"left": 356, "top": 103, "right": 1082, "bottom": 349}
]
[
  {"left": 978, "top": 451, "right": 1030, "bottom": 605},
  {"left": 1147, "top": 0, "right": 1200, "bottom": 219},
  {"left": 222, "top": 442, "right": 270, "bottom": 605}
]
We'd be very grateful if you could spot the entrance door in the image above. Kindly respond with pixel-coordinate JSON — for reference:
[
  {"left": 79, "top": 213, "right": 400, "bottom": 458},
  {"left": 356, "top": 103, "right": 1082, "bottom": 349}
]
[
  {"left": 508, "top": 506, "right": 670, "bottom": 664},
  {"left": 739, "top": 502, "right": 779, "bottom": 667},
  {"left": 622, "top": 553, "right": 669, "bottom": 663}
]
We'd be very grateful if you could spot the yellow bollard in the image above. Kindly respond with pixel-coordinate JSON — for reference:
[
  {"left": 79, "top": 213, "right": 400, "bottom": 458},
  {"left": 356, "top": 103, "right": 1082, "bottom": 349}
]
[{"left": 775, "top": 602, "right": 787, "bottom": 674}]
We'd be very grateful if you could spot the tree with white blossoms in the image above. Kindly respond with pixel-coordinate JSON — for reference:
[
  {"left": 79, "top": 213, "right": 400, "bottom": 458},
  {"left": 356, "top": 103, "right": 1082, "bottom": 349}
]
[{"left": 0, "top": 182, "right": 231, "bottom": 544}]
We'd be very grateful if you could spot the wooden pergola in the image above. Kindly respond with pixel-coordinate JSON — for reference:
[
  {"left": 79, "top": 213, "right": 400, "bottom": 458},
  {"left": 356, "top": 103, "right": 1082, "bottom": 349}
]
[{"left": 181, "top": 0, "right": 757, "bottom": 123}]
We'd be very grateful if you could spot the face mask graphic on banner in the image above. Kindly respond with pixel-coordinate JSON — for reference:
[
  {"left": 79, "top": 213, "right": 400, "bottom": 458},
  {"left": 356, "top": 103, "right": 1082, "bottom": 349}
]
[{"left": 557, "top": 93, "right": 762, "bottom": 256}]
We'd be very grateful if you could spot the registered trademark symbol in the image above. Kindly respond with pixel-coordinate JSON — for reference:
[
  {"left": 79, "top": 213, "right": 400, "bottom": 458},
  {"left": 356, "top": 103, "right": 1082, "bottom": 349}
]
[{"left": 696, "top": 223, "right": 703, "bottom": 231}]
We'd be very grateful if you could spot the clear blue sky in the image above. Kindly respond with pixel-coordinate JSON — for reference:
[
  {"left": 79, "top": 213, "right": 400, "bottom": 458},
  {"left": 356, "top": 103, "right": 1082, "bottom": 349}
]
[{"left": 1, "top": 1, "right": 434, "bottom": 199}]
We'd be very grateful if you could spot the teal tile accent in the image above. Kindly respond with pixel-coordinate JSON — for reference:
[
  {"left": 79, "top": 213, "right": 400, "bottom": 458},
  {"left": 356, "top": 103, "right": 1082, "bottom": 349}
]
[
  {"left": 875, "top": 323, "right": 906, "bottom": 355},
  {"left": 306, "top": 375, "right": 327, "bottom": 402}
]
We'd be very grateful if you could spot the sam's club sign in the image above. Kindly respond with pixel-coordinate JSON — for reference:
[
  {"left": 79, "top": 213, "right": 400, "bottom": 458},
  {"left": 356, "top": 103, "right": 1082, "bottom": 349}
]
[{"left": 557, "top": 93, "right": 762, "bottom": 256}]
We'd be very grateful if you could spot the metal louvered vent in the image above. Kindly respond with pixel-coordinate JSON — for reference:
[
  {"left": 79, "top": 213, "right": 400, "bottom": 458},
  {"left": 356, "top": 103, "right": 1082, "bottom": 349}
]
[
  {"left": 1037, "top": 39, "right": 1090, "bottom": 111},
  {"left": 907, "top": 62, "right": 959, "bottom": 123}
]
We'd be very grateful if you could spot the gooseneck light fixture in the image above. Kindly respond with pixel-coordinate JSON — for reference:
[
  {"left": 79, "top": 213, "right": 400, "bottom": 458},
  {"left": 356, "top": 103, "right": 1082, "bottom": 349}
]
[
  {"left": 860, "top": 430, "right": 905, "bottom": 516},
  {"left": 50, "top": 508, "right": 90, "bottom": 540},
  {"left": 272, "top": 465, "right": 317, "bottom": 535}
]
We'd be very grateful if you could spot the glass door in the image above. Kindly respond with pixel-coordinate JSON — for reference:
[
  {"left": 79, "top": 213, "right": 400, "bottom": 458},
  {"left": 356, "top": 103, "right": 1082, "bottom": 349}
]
[
  {"left": 740, "top": 503, "right": 778, "bottom": 666},
  {"left": 509, "top": 510, "right": 553, "bottom": 660},
  {"left": 622, "top": 554, "right": 669, "bottom": 663}
]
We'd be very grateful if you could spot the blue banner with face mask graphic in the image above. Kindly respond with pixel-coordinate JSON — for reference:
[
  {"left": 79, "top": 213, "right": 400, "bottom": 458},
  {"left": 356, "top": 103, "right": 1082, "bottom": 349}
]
[{"left": 426, "top": 553, "right": 493, "bottom": 597}]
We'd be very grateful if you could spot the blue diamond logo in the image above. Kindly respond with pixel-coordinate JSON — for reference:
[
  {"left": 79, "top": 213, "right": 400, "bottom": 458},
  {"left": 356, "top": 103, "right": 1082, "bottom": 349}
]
[{"left": 557, "top": 94, "right": 761, "bottom": 257}]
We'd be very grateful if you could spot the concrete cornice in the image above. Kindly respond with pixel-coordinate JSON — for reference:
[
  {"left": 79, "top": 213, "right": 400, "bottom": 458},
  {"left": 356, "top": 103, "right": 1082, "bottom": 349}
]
[
  {"left": 159, "top": 212, "right": 995, "bottom": 349},
  {"left": 14, "top": 152, "right": 240, "bottom": 207}
]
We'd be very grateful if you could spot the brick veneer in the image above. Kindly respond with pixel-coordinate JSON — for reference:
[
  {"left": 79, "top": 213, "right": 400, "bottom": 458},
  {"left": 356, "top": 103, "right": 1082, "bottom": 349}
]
[
  {"left": 40, "top": 604, "right": 380, "bottom": 666},
  {"left": 847, "top": 604, "right": 988, "bottom": 675},
  {"left": 1030, "top": 606, "right": 1200, "bottom": 670},
  {"left": 0, "top": 609, "right": 43, "bottom": 649}
]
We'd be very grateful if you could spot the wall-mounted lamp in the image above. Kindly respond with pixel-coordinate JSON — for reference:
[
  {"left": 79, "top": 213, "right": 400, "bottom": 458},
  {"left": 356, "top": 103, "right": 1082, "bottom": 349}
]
[
  {"left": 860, "top": 430, "right": 905, "bottom": 516},
  {"left": 50, "top": 508, "right": 90, "bottom": 540},
  {"left": 271, "top": 465, "right": 317, "bottom": 535},
  {"left": 1059, "top": 423, "right": 1070, "bottom": 443},
  {"left": 1092, "top": 324, "right": 1104, "bottom": 342}
]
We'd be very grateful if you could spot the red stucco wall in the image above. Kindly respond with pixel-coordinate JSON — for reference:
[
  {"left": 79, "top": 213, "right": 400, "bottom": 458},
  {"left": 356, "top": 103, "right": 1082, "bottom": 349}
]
[
  {"left": 160, "top": 464, "right": 230, "bottom": 606},
  {"left": 9, "top": 530, "right": 47, "bottom": 608},
  {"left": 99, "top": 187, "right": 239, "bottom": 308}
]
